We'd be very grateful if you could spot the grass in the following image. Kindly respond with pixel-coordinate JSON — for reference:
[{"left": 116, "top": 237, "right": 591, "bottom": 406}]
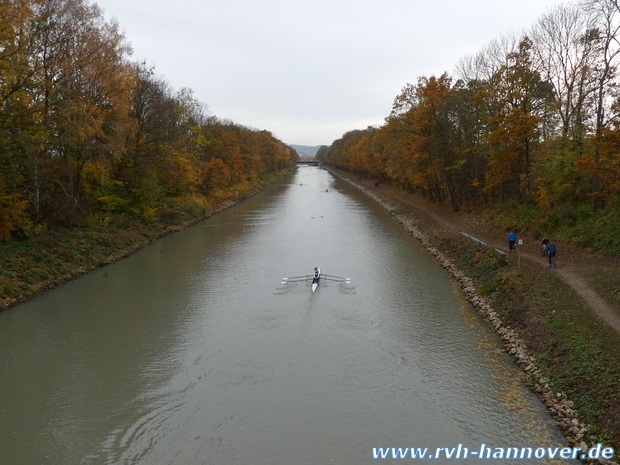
[
  {"left": 587, "top": 268, "right": 620, "bottom": 312},
  {"left": 430, "top": 233, "right": 620, "bottom": 451},
  {"left": 490, "top": 198, "right": 620, "bottom": 255},
  {"left": 0, "top": 226, "right": 150, "bottom": 304}
]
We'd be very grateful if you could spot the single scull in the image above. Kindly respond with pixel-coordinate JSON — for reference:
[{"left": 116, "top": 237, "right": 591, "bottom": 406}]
[{"left": 281, "top": 270, "right": 351, "bottom": 292}]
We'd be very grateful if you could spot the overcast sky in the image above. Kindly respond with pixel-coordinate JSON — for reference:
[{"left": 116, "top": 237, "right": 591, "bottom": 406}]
[{"left": 95, "top": 0, "right": 564, "bottom": 147}]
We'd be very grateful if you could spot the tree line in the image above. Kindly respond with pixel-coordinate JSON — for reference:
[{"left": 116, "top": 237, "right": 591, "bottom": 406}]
[
  {"left": 0, "top": 0, "right": 298, "bottom": 241},
  {"left": 318, "top": 0, "right": 620, "bottom": 253}
]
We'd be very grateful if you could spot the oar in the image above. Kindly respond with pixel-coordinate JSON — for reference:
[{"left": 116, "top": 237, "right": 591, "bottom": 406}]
[
  {"left": 323, "top": 278, "right": 351, "bottom": 283},
  {"left": 323, "top": 274, "right": 350, "bottom": 280},
  {"left": 282, "top": 275, "right": 311, "bottom": 280},
  {"left": 281, "top": 278, "right": 311, "bottom": 284}
]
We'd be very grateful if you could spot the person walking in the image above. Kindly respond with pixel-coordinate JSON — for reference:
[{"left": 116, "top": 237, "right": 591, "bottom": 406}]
[
  {"left": 541, "top": 237, "right": 550, "bottom": 255},
  {"left": 508, "top": 231, "right": 517, "bottom": 252},
  {"left": 547, "top": 243, "right": 557, "bottom": 267}
]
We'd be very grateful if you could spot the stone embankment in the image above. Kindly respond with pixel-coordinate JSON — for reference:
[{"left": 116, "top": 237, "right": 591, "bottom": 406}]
[{"left": 341, "top": 175, "right": 617, "bottom": 465}]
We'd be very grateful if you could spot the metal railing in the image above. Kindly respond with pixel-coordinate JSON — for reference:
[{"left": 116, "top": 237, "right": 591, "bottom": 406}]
[{"left": 458, "top": 231, "right": 508, "bottom": 256}]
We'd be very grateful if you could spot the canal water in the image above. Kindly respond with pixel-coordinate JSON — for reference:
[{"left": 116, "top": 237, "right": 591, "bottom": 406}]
[{"left": 0, "top": 167, "right": 573, "bottom": 464}]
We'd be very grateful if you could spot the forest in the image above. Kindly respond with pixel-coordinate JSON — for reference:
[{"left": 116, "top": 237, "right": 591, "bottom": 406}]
[
  {"left": 319, "top": 0, "right": 620, "bottom": 255},
  {"left": 0, "top": 0, "right": 298, "bottom": 243}
]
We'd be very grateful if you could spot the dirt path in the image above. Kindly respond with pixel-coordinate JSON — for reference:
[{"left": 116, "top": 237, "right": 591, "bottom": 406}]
[{"left": 336, "top": 170, "right": 620, "bottom": 334}]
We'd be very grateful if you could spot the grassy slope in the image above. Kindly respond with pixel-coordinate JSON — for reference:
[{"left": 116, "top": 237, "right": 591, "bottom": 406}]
[
  {"left": 437, "top": 237, "right": 620, "bottom": 448},
  {"left": 0, "top": 169, "right": 294, "bottom": 309}
]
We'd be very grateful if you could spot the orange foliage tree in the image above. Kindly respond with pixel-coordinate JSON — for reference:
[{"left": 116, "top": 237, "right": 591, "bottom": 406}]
[
  {"left": 0, "top": 0, "right": 298, "bottom": 241},
  {"left": 484, "top": 38, "right": 555, "bottom": 203}
]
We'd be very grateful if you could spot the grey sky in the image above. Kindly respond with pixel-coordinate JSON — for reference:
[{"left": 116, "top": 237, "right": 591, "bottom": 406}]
[{"left": 96, "top": 0, "right": 563, "bottom": 146}]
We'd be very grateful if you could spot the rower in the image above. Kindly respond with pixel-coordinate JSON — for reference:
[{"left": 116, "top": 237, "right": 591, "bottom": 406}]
[{"left": 313, "top": 267, "right": 320, "bottom": 283}]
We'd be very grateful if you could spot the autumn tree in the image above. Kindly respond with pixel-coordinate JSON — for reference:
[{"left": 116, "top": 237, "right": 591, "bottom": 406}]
[
  {"left": 0, "top": 0, "right": 299, "bottom": 241},
  {"left": 199, "top": 158, "right": 229, "bottom": 195},
  {"left": 0, "top": 0, "right": 32, "bottom": 220},
  {"left": 485, "top": 37, "right": 555, "bottom": 202},
  {"left": 5, "top": 0, "right": 134, "bottom": 224},
  {"left": 124, "top": 63, "right": 178, "bottom": 190}
]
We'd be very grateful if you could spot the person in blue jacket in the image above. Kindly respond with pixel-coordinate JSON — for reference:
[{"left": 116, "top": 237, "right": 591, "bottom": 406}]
[{"left": 508, "top": 231, "right": 517, "bottom": 252}]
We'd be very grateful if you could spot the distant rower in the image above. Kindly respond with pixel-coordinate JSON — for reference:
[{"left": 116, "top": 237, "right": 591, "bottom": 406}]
[{"left": 312, "top": 267, "right": 321, "bottom": 292}]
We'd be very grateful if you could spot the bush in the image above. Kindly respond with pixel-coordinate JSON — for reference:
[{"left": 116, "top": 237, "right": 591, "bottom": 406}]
[
  {"left": 0, "top": 193, "right": 30, "bottom": 241},
  {"left": 477, "top": 276, "right": 498, "bottom": 295},
  {"left": 564, "top": 199, "right": 620, "bottom": 254},
  {"left": 493, "top": 200, "right": 540, "bottom": 231}
]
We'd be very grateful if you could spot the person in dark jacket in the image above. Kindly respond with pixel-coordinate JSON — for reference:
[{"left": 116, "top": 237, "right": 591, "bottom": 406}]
[{"left": 547, "top": 243, "right": 557, "bottom": 266}]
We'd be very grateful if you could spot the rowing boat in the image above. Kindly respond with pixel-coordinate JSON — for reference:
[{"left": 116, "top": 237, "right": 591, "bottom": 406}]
[
  {"left": 312, "top": 276, "right": 320, "bottom": 292},
  {"left": 281, "top": 272, "right": 350, "bottom": 292}
]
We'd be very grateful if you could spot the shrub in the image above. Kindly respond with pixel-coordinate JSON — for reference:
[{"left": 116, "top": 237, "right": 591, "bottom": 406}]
[{"left": 0, "top": 193, "right": 30, "bottom": 241}]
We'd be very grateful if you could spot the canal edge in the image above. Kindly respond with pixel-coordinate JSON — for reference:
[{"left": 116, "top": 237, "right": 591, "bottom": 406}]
[
  {"left": 0, "top": 169, "right": 296, "bottom": 311},
  {"left": 329, "top": 167, "right": 617, "bottom": 465}
]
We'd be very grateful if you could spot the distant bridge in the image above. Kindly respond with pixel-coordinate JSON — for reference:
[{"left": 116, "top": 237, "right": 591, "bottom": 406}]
[{"left": 296, "top": 160, "right": 320, "bottom": 166}]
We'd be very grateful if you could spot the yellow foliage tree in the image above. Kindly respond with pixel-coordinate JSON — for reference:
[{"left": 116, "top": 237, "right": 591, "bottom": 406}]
[{"left": 0, "top": 193, "right": 29, "bottom": 241}]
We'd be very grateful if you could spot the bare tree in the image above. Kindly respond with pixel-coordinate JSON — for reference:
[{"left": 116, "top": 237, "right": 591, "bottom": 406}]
[
  {"left": 530, "top": 4, "right": 600, "bottom": 143},
  {"left": 454, "top": 32, "right": 521, "bottom": 83},
  {"left": 579, "top": 0, "right": 620, "bottom": 208}
]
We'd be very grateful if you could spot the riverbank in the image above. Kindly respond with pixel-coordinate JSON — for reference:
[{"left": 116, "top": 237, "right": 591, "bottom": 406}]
[
  {"left": 0, "top": 168, "right": 295, "bottom": 310},
  {"left": 329, "top": 166, "right": 620, "bottom": 464}
]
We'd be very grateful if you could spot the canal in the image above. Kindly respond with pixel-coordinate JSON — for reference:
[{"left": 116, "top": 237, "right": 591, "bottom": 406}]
[{"left": 0, "top": 167, "right": 573, "bottom": 464}]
